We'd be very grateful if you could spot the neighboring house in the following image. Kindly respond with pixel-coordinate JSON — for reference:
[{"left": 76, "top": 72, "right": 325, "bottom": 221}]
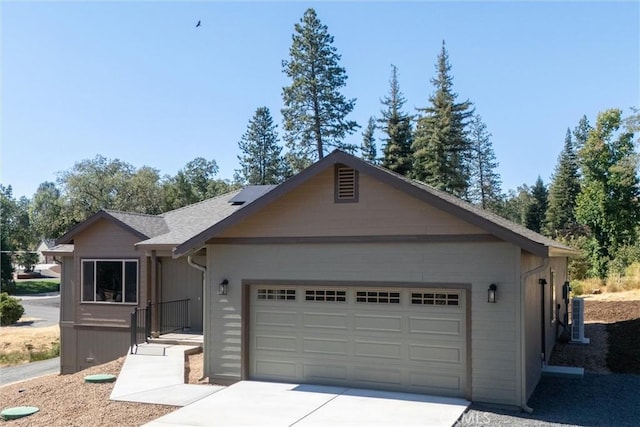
[
  {"left": 36, "top": 239, "right": 56, "bottom": 264},
  {"left": 45, "top": 150, "right": 578, "bottom": 409}
]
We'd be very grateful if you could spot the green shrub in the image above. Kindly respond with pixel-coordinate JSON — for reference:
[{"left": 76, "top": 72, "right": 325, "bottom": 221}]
[{"left": 0, "top": 292, "right": 24, "bottom": 325}]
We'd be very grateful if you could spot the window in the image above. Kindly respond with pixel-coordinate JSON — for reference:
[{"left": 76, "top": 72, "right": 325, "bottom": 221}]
[
  {"left": 305, "top": 289, "right": 347, "bottom": 302},
  {"left": 355, "top": 290, "right": 400, "bottom": 304},
  {"left": 334, "top": 165, "right": 358, "bottom": 202},
  {"left": 411, "top": 292, "right": 459, "bottom": 306},
  {"left": 257, "top": 289, "right": 296, "bottom": 301},
  {"left": 82, "top": 259, "right": 138, "bottom": 304}
]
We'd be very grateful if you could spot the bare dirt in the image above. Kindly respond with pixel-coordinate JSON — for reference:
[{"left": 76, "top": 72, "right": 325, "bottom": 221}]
[
  {"left": 1, "top": 290, "right": 638, "bottom": 426},
  {"left": 549, "top": 290, "right": 640, "bottom": 374}
]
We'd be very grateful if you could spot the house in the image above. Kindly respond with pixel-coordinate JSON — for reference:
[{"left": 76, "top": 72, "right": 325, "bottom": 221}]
[
  {"left": 36, "top": 239, "right": 56, "bottom": 264},
  {"left": 45, "top": 150, "right": 578, "bottom": 409}
]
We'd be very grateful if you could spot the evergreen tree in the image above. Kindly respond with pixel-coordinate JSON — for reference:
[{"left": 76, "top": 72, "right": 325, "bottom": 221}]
[
  {"left": 495, "top": 185, "right": 533, "bottom": 225},
  {"left": 281, "top": 8, "right": 358, "bottom": 170},
  {"left": 236, "top": 107, "right": 287, "bottom": 185},
  {"left": 379, "top": 64, "right": 413, "bottom": 176},
  {"left": 544, "top": 129, "right": 581, "bottom": 237},
  {"left": 575, "top": 108, "right": 640, "bottom": 278},
  {"left": 360, "top": 117, "right": 378, "bottom": 164},
  {"left": 412, "top": 41, "right": 473, "bottom": 197},
  {"left": 467, "top": 114, "right": 502, "bottom": 209},
  {"left": 525, "top": 176, "right": 548, "bottom": 233}
]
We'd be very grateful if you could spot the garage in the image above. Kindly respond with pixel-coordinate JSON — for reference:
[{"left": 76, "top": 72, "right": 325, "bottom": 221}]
[{"left": 249, "top": 285, "right": 468, "bottom": 397}]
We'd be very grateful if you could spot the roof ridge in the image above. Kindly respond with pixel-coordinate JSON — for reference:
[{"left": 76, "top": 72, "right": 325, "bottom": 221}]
[{"left": 103, "top": 209, "right": 162, "bottom": 219}]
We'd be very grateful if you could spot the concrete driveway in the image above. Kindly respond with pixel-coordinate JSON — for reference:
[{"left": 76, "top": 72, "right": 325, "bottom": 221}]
[{"left": 144, "top": 381, "right": 469, "bottom": 427}]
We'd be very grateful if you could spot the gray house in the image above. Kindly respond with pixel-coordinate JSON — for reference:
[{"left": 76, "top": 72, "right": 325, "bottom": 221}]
[{"left": 46, "top": 150, "right": 577, "bottom": 408}]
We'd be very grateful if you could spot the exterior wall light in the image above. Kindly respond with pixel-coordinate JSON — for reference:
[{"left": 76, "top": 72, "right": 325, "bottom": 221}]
[
  {"left": 218, "top": 279, "right": 229, "bottom": 296},
  {"left": 488, "top": 283, "right": 497, "bottom": 303}
]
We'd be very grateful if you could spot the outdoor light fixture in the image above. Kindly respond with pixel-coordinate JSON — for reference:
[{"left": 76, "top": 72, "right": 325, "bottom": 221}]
[
  {"left": 218, "top": 279, "right": 229, "bottom": 296},
  {"left": 488, "top": 283, "right": 497, "bottom": 303}
]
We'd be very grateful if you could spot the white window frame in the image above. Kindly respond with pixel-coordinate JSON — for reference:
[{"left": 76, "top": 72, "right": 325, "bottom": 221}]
[{"left": 81, "top": 259, "right": 139, "bottom": 304}]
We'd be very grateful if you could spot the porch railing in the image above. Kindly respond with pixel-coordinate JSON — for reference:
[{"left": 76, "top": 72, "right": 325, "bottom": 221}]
[{"left": 130, "top": 298, "right": 190, "bottom": 354}]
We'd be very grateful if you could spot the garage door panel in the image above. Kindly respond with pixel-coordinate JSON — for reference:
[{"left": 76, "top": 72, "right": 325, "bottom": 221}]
[
  {"left": 409, "top": 344, "right": 462, "bottom": 363},
  {"left": 250, "top": 286, "right": 467, "bottom": 397},
  {"left": 254, "top": 359, "right": 298, "bottom": 379},
  {"left": 409, "top": 371, "right": 461, "bottom": 392},
  {"left": 302, "top": 337, "right": 348, "bottom": 356},
  {"left": 409, "top": 317, "right": 463, "bottom": 336},
  {"left": 354, "top": 340, "right": 402, "bottom": 360},
  {"left": 255, "top": 335, "right": 297, "bottom": 352},
  {"left": 255, "top": 310, "right": 298, "bottom": 328},
  {"left": 303, "top": 312, "right": 348, "bottom": 330},
  {"left": 354, "top": 314, "right": 402, "bottom": 332},
  {"left": 303, "top": 363, "right": 348, "bottom": 381}
]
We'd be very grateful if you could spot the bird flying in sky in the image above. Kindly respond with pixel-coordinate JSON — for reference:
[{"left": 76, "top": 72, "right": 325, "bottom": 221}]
[{"left": 196, "top": 20, "right": 201, "bottom": 28}]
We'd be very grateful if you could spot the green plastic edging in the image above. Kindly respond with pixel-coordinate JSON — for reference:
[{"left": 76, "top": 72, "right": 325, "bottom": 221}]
[
  {"left": 1, "top": 406, "right": 39, "bottom": 420},
  {"left": 84, "top": 374, "right": 117, "bottom": 383}
]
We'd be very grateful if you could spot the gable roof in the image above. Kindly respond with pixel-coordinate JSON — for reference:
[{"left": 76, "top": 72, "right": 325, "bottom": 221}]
[
  {"left": 56, "top": 189, "right": 248, "bottom": 248},
  {"left": 173, "top": 150, "right": 577, "bottom": 258},
  {"left": 56, "top": 210, "right": 167, "bottom": 244}
]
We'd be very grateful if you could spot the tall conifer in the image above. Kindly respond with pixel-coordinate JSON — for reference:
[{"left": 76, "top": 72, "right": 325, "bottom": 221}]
[
  {"left": 412, "top": 41, "right": 473, "bottom": 197},
  {"left": 379, "top": 65, "right": 413, "bottom": 176},
  {"left": 281, "top": 8, "right": 358, "bottom": 171}
]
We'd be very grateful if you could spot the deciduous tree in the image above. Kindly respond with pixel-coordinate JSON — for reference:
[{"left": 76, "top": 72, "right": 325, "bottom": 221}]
[{"left": 575, "top": 109, "right": 640, "bottom": 278}]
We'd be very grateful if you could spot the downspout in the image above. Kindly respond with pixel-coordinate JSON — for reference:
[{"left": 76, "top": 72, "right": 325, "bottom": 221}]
[
  {"left": 519, "top": 257, "right": 549, "bottom": 414},
  {"left": 187, "top": 254, "right": 207, "bottom": 380}
]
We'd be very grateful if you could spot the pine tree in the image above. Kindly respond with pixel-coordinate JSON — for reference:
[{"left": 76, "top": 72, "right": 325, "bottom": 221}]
[
  {"left": 572, "top": 115, "right": 591, "bottom": 152},
  {"left": 360, "top": 117, "right": 378, "bottom": 164},
  {"left": 467, "top": 114, "right": 502, "bottom": 209},
  {"left": 236, "top": 107, "right": 286, "bottom": 185},
  {"left": 525, "top": 176, "right": 548, "bottom": 233},
  {"left": 544, "top": 128, "right": 581, "bottom": 237},
  {"left": 575, "top": 109, "right": 640, "bottom": 278},
  {"left": 281, "top": 8, "right": 358, "bottom": 171},
  {"left": 412, "top": 41, "right": 473, "bottom": 197},
  {"left": 379, "top": 64, "right": 413, "bottom": 176}
]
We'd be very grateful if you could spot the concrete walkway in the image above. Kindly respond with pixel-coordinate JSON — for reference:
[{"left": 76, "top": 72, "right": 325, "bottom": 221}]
[
  {"left": 110, "top": 344, "right": 224, "bottom": 406},
  {"left": 113, "top": 344, "right": 469, "bottom": 426}
]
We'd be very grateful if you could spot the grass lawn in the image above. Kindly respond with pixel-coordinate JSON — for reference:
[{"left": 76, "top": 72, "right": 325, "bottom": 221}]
[{"left": 14, "top": 279, "right": 60, "bottom": 295}]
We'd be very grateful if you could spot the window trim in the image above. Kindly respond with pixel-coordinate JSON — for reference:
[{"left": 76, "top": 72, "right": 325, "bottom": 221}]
[{"left": 81, "top": 258, "right": 139, "bottom": 305}]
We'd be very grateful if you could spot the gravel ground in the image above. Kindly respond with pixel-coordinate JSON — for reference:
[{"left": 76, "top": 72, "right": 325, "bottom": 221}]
[
  {"left": 457, "top": 296, "right": 640, "bottom": 427},
  {"left": 458, "top": 374, "right": 640, "bottom": 427}
]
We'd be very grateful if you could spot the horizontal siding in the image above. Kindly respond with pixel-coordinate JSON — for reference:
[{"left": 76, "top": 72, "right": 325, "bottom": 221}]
[
  {"left": 76, "top": 326, "right": 130, "bottom": 372},
  {"left": 218, "top": 169, "right": 485, "bottom": 238},
  {"left": 161, "top": 257, "right": 204, "bottom": 331},
  {"left": 207, "top": 241, "right": 519, "bottom": 404},
  {"left": 71, "top": 219, "right": 148, "bottom": 325}
]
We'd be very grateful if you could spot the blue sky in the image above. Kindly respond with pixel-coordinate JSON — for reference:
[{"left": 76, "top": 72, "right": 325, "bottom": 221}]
[{"left": 2, "top": 1, "right": 638, "bottom": 199}]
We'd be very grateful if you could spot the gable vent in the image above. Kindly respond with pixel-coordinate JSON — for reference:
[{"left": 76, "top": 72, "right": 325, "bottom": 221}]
[{"left": 335, "top": 165, "right": 358, "bottom": 203}]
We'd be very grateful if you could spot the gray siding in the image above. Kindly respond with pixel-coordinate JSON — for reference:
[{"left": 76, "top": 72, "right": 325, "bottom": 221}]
[
  {"left": 206, "top": 241, "right": 520, "bottom": 405},
  {"left": 161, "top": 256, "right": 204, "bottom": 331}
]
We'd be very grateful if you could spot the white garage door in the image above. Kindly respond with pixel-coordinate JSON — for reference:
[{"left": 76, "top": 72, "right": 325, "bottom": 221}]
[{"left": 249, "top": 286, "right": 467, "bottom": 397}]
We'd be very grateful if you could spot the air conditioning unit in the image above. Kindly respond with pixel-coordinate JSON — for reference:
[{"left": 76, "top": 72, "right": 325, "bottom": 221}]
[{"left": 570, "top": 297, "right": 590, "bottom": 344}]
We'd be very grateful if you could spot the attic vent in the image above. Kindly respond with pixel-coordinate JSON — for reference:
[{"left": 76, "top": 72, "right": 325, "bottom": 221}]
[{"left": 334, "top": 165, "right": 358, "bottom": 203}]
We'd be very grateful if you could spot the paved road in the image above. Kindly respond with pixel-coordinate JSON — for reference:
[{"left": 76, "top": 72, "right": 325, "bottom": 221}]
[
  {"left": 14, "top": 294, "right": 60, "bottom": 327},
  {"left": 0, "top": 294, "right": 61, "bottom": 386},
  {"left": 0, "top": 357, "right": 60, "bottom": 386}
]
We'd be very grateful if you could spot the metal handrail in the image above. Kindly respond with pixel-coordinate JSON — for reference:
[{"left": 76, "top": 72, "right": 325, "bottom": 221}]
[{"left": 130, "top": 298, "right": 190, "bottom": 354}]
